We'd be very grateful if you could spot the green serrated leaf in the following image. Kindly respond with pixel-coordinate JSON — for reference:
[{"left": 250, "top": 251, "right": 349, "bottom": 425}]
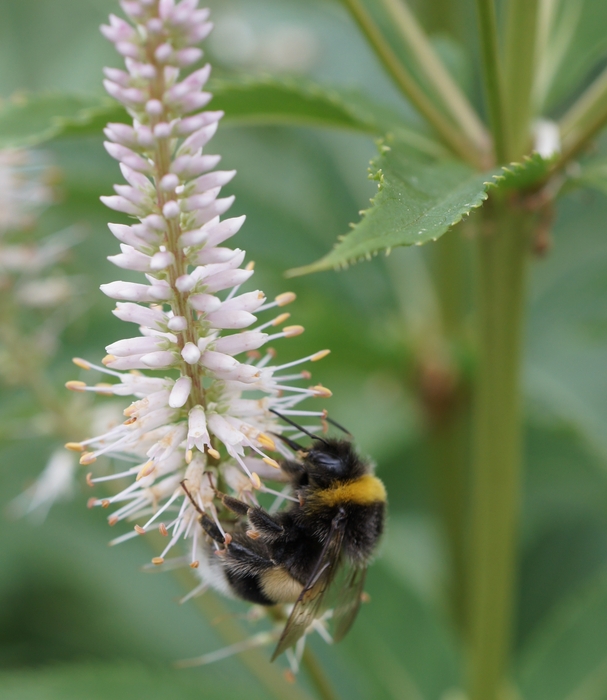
[
  {"left": 0, "top": 93, "right": 124, "bottom": 149},
  {"left": 287, "top": 140, "right": 491, "bottom": 276},
  {"left": 488, "top": 152, "right": 555, "bottom": 192},
  {"left": 209, "top": 75, "right": 444, "bottom": 157}
]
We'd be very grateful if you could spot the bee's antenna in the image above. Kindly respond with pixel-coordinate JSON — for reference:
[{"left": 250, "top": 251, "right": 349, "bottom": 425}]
[
  {"left": 323, "top": 413, "right": 352, "bottom": 437},
  {"left": 269, "top": 408, "right": 329, "bottom": 446},
  {"left": 180, "top": 479, "right": 205, "bottom": 517},
  {"left": 271, "top": 432, "right": 306, "bottom": 452}
]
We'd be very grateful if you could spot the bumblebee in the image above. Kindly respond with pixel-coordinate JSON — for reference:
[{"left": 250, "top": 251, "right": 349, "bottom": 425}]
[{"left": 183, "top": 411, "right": 386, "bottom": 659}]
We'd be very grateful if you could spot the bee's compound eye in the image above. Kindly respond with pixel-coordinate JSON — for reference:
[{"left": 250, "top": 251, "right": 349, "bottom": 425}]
[{"left": 313, "top": 452, "right": 344, "bottom": 473}]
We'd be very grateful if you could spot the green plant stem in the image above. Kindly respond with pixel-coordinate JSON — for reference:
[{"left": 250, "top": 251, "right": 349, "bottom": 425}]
[
  {"left": 169, "top": 567, "right": 314, "bottom": 700},
  {"left": 427, "top": 229, "right": 472, "bottom": 631},
  {"left": 340, "top": 0, "right": 484, "bottom": 168},
  {"left": 301, "top": 647, "right": 341, "bottom": 700},
  {"left": 474, "top": 0, "right": 509, "bottom": 163},
  {"left": 503, "top": 0, "right": 540, "bottom": 160},
  {"left": 467, "top": 202, "right": 531, "bottom": 700},
  {"left": 378, "top": 0, "right": 491, "bottom": 157},
  {"left": 558, "top": 65, "right": 607, "bottom": 166}
]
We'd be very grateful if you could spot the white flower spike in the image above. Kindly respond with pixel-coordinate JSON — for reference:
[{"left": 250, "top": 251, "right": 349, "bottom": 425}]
[{"left": 73, "top": 0, "right": 331, "bottom": 578}]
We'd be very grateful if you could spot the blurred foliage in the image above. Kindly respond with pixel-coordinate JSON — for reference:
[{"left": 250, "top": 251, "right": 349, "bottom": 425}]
[{"left": 2, "top": 0, "right": 607, "bottom": 699}]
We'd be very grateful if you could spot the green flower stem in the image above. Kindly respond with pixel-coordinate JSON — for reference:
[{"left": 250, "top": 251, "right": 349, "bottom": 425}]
[
  {"left": 340, "top": 0, "right": 485, "bottom": 168},
  {"left": 428, "top": 228, "right": 473, "bottom": 631},
  {"left": 503, "top": 0, "right": 540, "bottom": 160},
  {"left": 301, "top": 647, "right": 342, "bottom": 700},
  {"left": 558, "top": 65, "right": 607, "bottom": 165},
  {"left": 378, "top": 0, "right": 491, "bottom": 158},
  {"left": 474, "top": 0, "right": 509, "bottom": 163},
  {"left": 170, "top": 568, "right": 314, "bottom": 700},
  {"left": 467, "top": 202, "right": 531, "bottom": 700}
]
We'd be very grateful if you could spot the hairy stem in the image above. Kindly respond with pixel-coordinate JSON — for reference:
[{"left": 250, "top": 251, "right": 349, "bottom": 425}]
[
  {"left": 467, "top": 202, "right": 531, "bottom": 700},
  {"left": 474, "top": 0, "right": 509, "bottom": 163},
  {"left": 340, "top": 0, "right": 484, "bottom": 167},
  {"left": 503, "top": 0, "right": 540, "bottom": 160},
  {"left": 558, "top": 65, "right": 607, "bottom": 165},
  {"left": 378, "top": 0, "right": 491, "bottom": 158}
]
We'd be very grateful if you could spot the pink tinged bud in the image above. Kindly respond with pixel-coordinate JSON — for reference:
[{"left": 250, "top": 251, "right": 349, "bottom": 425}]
[
  {"left": 141, "top": 350, "right": 176, "bottom": 368},
  {"left": 181, "top": 342, "right": 201, "bottom": 364},
  {"left": 175, "top": 274, "right": 196, "bottom": 293},
  {"left": 179, "top": 227, "right": 208, "bottom": 247},
  {"left": 116, "top": 42, "right": 141, "bottom": 59},
  {"left": 153, "top": 122, "right": 173, "bottom": 139},
  {"left": 169, "top": 376, "right": 192, "bottom": 408},
  {"left": 187, "top": 20, "right": 213, "bottom": 43},
  {"left": 191, "top": 170, "right": 236, "bottom": 194},
  {"left": 101, "top": 15, "right": 135, "bottom": 43},
  {"left": 105, "top": 354, "right": 148, "bottom": 370},
  {"left": 108, "top": 245, "right": 152, "bottom": 272},
  {"left": 100, "top": 195, "right": 140, "bottom": 215},
  {"left": 207, "top": 413, "right": 245, "bottom": 446},
  {"left": 160, "top": 174, "right": 179, "bottom": 192},
  {"left": 136, "top": 125, "right": 155, "bottom": 148},
  {"left": 146, "top": 99, "right": 164, "bottom": 116},
  {"left": 105, "top": 123, "right": 137, "bottom": 146},
  {"left": 119, "top": 164, "right": 153, "bottom": 191},
  {"left": 206, "top": 309, "right": 256, "bottom": 330},
  {"left": 103, "top": 67, "right": 130, "bottom": 86},
  {"left": 223, "top": 290, "right": 266, "bottom": 313},
  {"left": 101, "top": 281, "right": 171, "bottom": 302},
  {"left": 120, "top": 1, "right": 144, "bottom": 19},
  {"left": 169, "top": 0, "right": 199, "bottom": 24},
  {"left": 106, "top": 336, "right": 164, "bottom": 356},
  {"left": 138, "top": 63, "right": 157, "bottom": 80},
  {"left": 107, "top": 224, "right": 150, "bottom": 249},
  {"left": 155, "top": 43, "right": 173, "bottom": 63},
  {"left": 178, "top": 122, "right": 217, "bottom": 157},
  {"left": 188, "top": 405, "right": 210, "bottom": 449},
  {"left": 206, "top": 216, "right": 246, "bottom": 247},
  {"left": 204, "top": 268, "right": 254, "bottom": 294},
  {"left": 196, "top": 247, "right": 241, "bottom": 265},
  {"left": 113, "top": 302, "right": 167, "bottom": 328},
  {"left": 176, "top": 111, "right": 224, "bottom": 136},
  {"left": 191, "top": 197, "right": 235, "bottom": 228},
  {"left": 167, "top": 315, "right": 188, "bottom": 331},
  {"left": 181, "top": 187, "right": 220, "bottom": 212},
  {"left": 213, "top": 331, "right": 268, "bottom": 355},
  {"left": 178, "top": 91, "right": 213, "bottom": 114},
  {"left": 147, "top": 277, "right": 173, "bottom": 300},
  {"left": 104, "top": 142, "right": 152, "bottom": 173},
  {"left": 158, "top": 0, "right": 176, "bottom": 20},
  {"left": 150, "top": 251, "right": 175, "bottom": 270},
  {"left": 147, "top": 18, "right": 163, "bottom": 33},
  {"left": 142, "top": 214, "right": 166, "bottom": 231},
  {"left": 163, "top": 201, "right": 180, "bottom": 219},
  {"left": 188, "top": 293, "right": 221, "bottom": 314},
  {"left": 171, "top": 154, "right": 220, "bottom": 178},
  {"left": 114, "top": 184, "right": 149, "bottom": 207},
  {"left": 176, "top": 47, "right": 203, "bottom": 67}
]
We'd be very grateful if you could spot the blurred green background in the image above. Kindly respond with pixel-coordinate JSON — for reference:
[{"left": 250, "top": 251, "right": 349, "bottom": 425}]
[{"left": 2, "top": 0, "right": 607, "bottom": 698}]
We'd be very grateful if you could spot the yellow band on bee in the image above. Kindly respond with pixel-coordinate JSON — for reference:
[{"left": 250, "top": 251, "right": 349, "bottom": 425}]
[{"left": 315, "top": 474, "right": 386, "bottom": 507}]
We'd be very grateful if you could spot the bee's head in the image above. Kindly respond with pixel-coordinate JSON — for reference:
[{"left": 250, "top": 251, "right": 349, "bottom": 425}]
[{"left": 303, "top": 439, "right": 367, "bottom": 488}]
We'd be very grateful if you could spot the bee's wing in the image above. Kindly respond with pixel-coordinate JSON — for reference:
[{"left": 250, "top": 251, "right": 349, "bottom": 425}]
[
  {"left": 332, "top": 564, "right": 367, "bottom": 642},
  {"left": 271, "top": 509, "right": 347, "bottom": 661}
]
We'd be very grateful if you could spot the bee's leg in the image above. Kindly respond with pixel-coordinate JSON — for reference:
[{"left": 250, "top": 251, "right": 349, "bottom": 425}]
[
  {"left": 199, "top": 513, "right": 225, "bottom": 545},
  {"left": 247, "top": 507, "right": 284, "bottom": 541},
  {"left": 226, "top": 541, "right": 274, "bottom": 570},
  {"left": 219, "top": 493, "right": 250, "bottom": 517}
]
